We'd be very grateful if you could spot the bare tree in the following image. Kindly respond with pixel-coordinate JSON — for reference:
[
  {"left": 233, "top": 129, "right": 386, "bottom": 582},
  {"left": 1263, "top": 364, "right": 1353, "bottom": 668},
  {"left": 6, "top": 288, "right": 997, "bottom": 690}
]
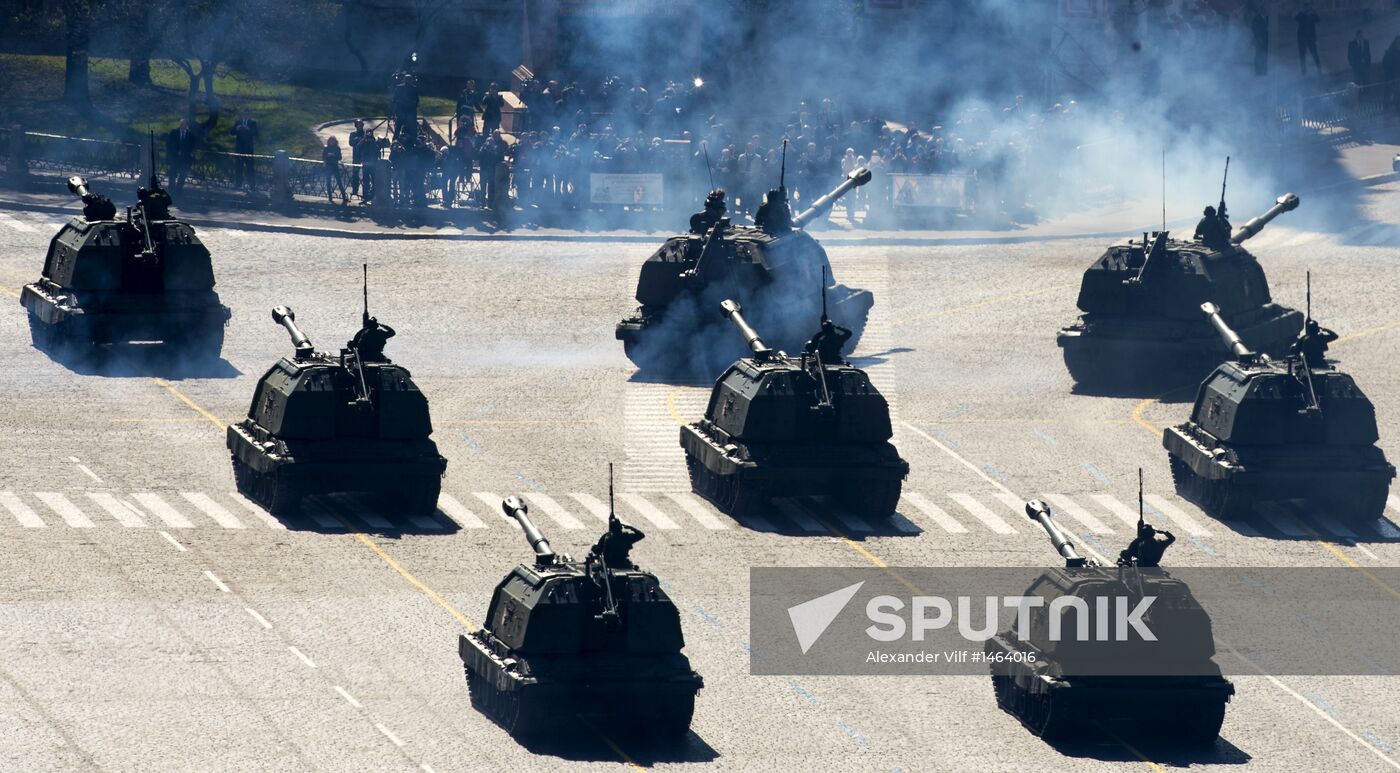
[{"left": 62, "top": 0, "right": 95, "bottom": 113}]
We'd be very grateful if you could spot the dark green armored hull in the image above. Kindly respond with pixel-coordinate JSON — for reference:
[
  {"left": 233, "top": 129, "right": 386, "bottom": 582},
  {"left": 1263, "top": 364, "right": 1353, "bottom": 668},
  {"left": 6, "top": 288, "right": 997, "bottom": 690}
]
[
  {"left": 680, "top": 420, "right": 908, "bottom": 519},
  {"left": 1057, "top": 303, "right": 1302, "bottom": 389},
  {"left": 986, "top": 633, "right": 1233, "bottom": 744},
  {"left": 227, "top": 419, "right": 445, "bottom": 516},
  {"left": 460, "top": 631, "right": 702, "bottom": 741},
  {"left": 1164, "top": 425, "right": 1394, "bottom": 525}
]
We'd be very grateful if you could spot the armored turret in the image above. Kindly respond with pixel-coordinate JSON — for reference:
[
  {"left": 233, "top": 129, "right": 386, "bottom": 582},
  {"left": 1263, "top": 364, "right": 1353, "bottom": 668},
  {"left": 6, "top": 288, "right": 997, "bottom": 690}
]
[
  {"left": 986, "top": 494, "right": 1233, "bottom": 744},
  {"left": 460, "top": 481, "right": 703, "bottom": 741},
  {"left": 1164, "top": 289, "right": 1394, "bottom": 525},
  {"left": 226, "top": 266, "right": 446, "bottom": 518},
  {"left": 680, "top": 298, "right": 908, "bottom": 520},
  {"left": 615, "top": 162, "right": 876, "bottom": 378},
  {"left": 19, "top": 160, "right": 230, "bottom": 359},
  {"left": 1056, "top": 167, "right": 1305, "bottom": 391}
]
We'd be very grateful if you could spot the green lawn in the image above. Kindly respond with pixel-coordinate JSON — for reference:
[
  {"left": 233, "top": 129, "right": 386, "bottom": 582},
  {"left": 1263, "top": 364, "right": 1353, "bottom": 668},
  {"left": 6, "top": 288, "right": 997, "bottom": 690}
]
[{"left": 0, "top": 54, "right": 454, "bottom": 158}]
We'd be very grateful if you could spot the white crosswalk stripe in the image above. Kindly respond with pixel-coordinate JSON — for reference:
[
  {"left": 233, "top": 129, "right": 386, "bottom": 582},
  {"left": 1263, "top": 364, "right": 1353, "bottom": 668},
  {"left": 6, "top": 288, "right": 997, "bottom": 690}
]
[
  {"left": 181, "top": 492, "right": 245, "bottom": 528},
  {"left": 34, "top": 493, "right": 95, "bottom": 528},
  {"left": 0, "top": 492, "right": 46, "bottom": 527},
  {"left": 665, "top": 493, "right": 729, "bottom": 530},
  {"left": 132, "top": 493, "right": 195, "bottom": 528},
  {"left": 229, "top": 491, "right": 286, "bottom": 529},
  {"left": 86, "top": 493, "right": 148, "bottom": 527},
  {"left": 1255, "top": 503, "right": 1309, "bottom": 537},
  {"left": 949, "top": 493, "right": 1015, "bottom": 534},
  {"left": 1042, "top": 494, "right": 1113, "bottom": 534},
  {"left": 773, "top": 499, "right": 825, "bottom": 533},
  {"left": 0, "top": 212, "right": 38, "bottom": 232},
  {"left": 326, "top": 494, "right": 392, "bottom": 530},
  {"left": 1313, "top": 513, "right": 1357, "bottom": 539},
  {"left": 618, "top": 493, "right": 680, "bottom": 530},
  {"left": 901, "top": 493, "right": 968, "bottom": 534},
  {"left": 472, "top": 492, "right": 519, "bottom": 528},
  {"left": 436, "top": 494, "right": 486, "bottom": 529},
  {"left": 1091, "top": 494, "right": 1141, "bottom": 527},
  {"left": 569, "top": 493, "right": 614, "bottom": 524},
  {"left": 824, "top": 500, "right": 875, "bottom": 534},
  {"left": 300, "top": 499, "right": 344, "bottom": 530},
  {"left": 522, "top": 493, "right": 585, "bottom": 530},
  {"left": 1143, "top": 495, "right": 1212, "bottom": 537}
]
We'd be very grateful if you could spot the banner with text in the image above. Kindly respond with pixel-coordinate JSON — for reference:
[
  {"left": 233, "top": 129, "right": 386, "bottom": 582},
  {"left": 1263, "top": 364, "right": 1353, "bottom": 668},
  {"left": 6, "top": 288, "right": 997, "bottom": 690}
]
[{"left": 590, "top": 173, "right": 665, "bottom": 206}]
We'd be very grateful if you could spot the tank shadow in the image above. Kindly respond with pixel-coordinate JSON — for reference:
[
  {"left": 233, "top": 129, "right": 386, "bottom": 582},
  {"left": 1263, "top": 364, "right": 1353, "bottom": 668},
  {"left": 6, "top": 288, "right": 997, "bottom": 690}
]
[
  {"left": 1069, "top": 379, "right": 1198, "bottom": 403},
  {"left": 35, "top": 342, "right": 240, "bottom": 379},
  {"left": 732, "top": 496, "right": 923, "bottom": 539},
  {"left": 848, "top": 346, "right": 915, "bottom": 368},
  {"left": 1047, "top": 733, "right": 1251, "bottom": 765},
  {"left": 1205, "top": 500, "right": 1400, "bottom": 545},
  {"left": 514, "top": 725, "right": 719, "bottom": 764},
  {"left": 260, "top": 493, "right": 462, "bottom": 536}
]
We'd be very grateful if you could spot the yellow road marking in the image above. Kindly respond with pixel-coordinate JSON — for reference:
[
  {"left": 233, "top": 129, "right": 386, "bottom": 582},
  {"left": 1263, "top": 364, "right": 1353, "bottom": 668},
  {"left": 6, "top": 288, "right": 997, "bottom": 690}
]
[
  {"left": 437, "top": 419, "right": 603, "bottom": 426},
  {"left": 597, "top": 732, "right": 646, "bottom": 772},
  {"left": 149, "top": 378, "right": 229, "bottom": 430},
  {"left": 1335, "top": 318, "right": 1400, "bottom": 346},
  {"left": 667, "top": 386, "right": 696, "bottom": 426},
  {"left": 350, "top": 532, "right": 479, "bottom": 631},
  {"left": 0, "top": 283, "right": 19, "bottom": 298},
  {"left": 894, "top": 282, "right": 1077, "bottom": 326}
]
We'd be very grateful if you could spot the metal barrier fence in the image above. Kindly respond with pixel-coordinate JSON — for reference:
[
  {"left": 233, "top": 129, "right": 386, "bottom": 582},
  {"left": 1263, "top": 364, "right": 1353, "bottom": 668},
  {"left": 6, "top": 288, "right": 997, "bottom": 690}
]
[{"left": 1295, "top": 79, "right": 1397, "bottom": 135}]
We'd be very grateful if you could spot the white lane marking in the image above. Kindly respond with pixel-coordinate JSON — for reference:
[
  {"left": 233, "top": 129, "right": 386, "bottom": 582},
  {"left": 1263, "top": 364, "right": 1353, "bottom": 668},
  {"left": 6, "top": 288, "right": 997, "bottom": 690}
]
[
  {"left": 900, "top": 493, "right": 968, "bottom": 534},
  {"left": 1354, "top": 544, "right": 1381, "bottom": 561},
  {"left": 618, "top": 493, "right": 680, "bottom": 530},
  {"left": 132, "top": 493, "right": 194, "bottom": 528},
  {"left": 822, "top": 500, "right": 875, "bottom": 533},
  {"left": 245, "top": 608, "right": 272, "bottom": 629},
  {"left": 228, "top": 492, "right": 287, "bottom": 530},
  {"left": 288, "top": 646, "right": 317, "bottom": 669},
  {"left": 86, "top": 493, "right": 148, "bottom": 527},
  {"left": 1091, "top": 494, "right": 1141, "bottom": 527},
  {"left": 71, "top": 462, "right": 102, "bottom": 484},
  {"left": 436, "top": 494, "right": 485, "bottom": 529},
  {"left": 0, "top": 492, "right": 46, "bottom": 527},
  {"left": 949, "top": 493, "right": 1015, "bottom": 534},
  {"left": 900, "top": 422, "right": 1017, "bottom": 497},
  {"left": 522, "top": 493, "right": 586, "bottom": 530},
  {"left": 1042, "top": 494, "right": 1113, "bottom": 534},
  {"left": 569, "top": 493, "right": 614, "bottom": 524},
  {"left": 326, "top": 494, "right": 392, "bottom": 531},
  {"left": 159, "top": 531, "right": 186, "bottom": 551},
  {"left": 203, "top": 570, "right": 231, "bottom": 593},
  {"left": 772, "top": 499, "right": 825, "bottom": 533},
  {"left": 375, "top": 723, "right": 405, "bottom": 747},
  {"left": 665, "top": 493, "right": 729, "bottom": 530},
  {"left": 1143, "top": 494, "right": 1213, "bottom": 537},
  {"left": 334, "top": 685, "right": 362, "bottom": 708},
  {"left": 473, "top": 492, "right": 520, "bottom": 528},
  {"left": 1262, "top": 670, "right": 1400, "bottom": 770},
  {"left": 301, "top": 499, "right": 344, "bottom": 530},
  {"left": 421, "top": 765, "right": 436, "bottom": 773},
  {"left": 181, "top": 492, "right": 245, "bottom": 528},
  {"left": 0, "top": 213, "right": 38, "bottom": 232},
  {"left": 1313, "top": 513, "right": 1357, "bottom": 540},
  {"left": 1256, "top": 503, "right": 1309, "bottom": 537},
  {"left": 34, "top": 492, "right": 96, "bottom": 528}
]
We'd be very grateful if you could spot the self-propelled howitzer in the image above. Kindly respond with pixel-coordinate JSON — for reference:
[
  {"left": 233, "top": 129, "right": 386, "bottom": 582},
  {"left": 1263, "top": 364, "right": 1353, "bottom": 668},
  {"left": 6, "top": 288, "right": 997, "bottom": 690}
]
[
  {"left": 986, "top": 499, "right": 1234, "bottom": 744},
  {"left": 616, "top": 169, "right": 876, "bottom": 377},
  {"left": 1056, "top": 191, "right": 1303, "bottom": 390},
  {"left": 680, "top": 299, "right": 908, "bottom": 520},
  {"left": 226, "top": 292, "right": 446, "bottom": 518},
  {"left": 19, "top": 171, "right": 229, "bottom": 358},
  {"left": 1164, "top": 302, "right": 1394, "bottom": 525},
  {"left": 460, "top": 495, "right": 703, "bottom": 741}
]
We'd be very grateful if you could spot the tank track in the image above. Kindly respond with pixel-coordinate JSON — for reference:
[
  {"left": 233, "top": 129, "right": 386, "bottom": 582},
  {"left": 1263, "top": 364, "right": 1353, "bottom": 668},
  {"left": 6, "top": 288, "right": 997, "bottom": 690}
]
[
  {"left": 835, "top": 478, "right": 903, "bottom": 520},
  {"left": 464, "top": 663, "right": 695, "bottom": 741},
  {"left": 27, "top": 315, "right": 93, "bottom": 360},
  {"left": 991, "top": 666, "right": 1226, "bottom": 745},
  {"left": 1171, "top": 457, "right": 1390, "bottom": 528},
  {"left": 231, "top": 456, "right": 304, "bottom": 516},
  {"left": 687, "top": 456, "right": 768, "bottom": 518},
  {"left": 166, "top": 318, "right": 227, "bottom": 359}
]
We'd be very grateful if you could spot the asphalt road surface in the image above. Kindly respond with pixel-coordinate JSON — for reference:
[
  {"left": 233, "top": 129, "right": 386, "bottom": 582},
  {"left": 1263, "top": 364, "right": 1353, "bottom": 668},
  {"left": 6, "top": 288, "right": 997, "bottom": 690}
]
[{"left": 0, "top": 195, "right": 1397, "bottom": 772}]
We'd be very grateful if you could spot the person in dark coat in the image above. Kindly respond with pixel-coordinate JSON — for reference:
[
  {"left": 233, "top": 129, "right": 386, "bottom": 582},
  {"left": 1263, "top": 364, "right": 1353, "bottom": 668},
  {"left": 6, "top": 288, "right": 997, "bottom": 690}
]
[
  {"left": 348, "top": 118, "right": 372, "bottom": 200},
  {"left": 323, "top": 136, "right": 348, "bottom": 205},
  {"left": 1249, "top": 5, "right": 1269, "bottom": 76},
  {"left": 1384, "top": 37, "right": 1400, "bottom": 109},
  {"left": 480, "top": 83, "right": 506, "bottom": 136},
  {"left": 478, "top": 129, "right": 507, "bottom": 209},
  {"left": 165, "top": 119, "right": 198, "bottom": 191},
  {"left": 1296, "top": 4, "right": 1322, "bottom": 75},
  {"left": 1348, "top": 30, "right": 1372, "bottom": 85},
  {"left": 231, "top": 110, "right": 258, "bottom": 189}
]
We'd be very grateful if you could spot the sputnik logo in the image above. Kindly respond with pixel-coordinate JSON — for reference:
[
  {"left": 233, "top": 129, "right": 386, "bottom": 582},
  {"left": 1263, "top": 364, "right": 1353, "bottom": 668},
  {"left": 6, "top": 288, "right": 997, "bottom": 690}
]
[{"left": 787, "top": 581, "right": 865, "bottom": 654}]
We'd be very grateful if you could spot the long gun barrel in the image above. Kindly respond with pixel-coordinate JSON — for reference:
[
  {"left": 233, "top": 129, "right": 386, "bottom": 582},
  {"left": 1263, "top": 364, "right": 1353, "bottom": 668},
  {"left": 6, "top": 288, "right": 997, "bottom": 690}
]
[
  {"left": 271, "top": 306, "right": 315, "bottom": 359},
  {"left": 1200, "top": 302, "right": 1253, "bottom": 360},
  {"left": 793, "top": 167, "right": 872, "bottom": 229},
  {"left": 720, "top": 299, "right": 773, "bottom": 359},
  {"left": 66, "top": 175, "right": 92, "bottom": 200},
  {"left": 502, "top": 496, "right": 556, "bottom": 567},
  {"left": 1025, "top": 500, "right": 1089, "bottom": 567},
  {"left": 1230, "top": 193, "right": 1299, "bottom": 244}
]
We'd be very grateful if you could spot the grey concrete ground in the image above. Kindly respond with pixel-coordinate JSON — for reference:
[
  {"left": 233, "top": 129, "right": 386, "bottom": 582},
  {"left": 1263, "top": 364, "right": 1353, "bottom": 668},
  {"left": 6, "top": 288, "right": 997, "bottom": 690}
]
[{"left": 0, "top": 168, "right": 1397, "bottom": 772}]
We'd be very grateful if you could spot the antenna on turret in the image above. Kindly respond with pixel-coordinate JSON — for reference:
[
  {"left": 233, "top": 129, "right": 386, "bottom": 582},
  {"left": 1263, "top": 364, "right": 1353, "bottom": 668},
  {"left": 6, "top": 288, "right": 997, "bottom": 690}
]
[
  {"left": 1160, "top": 147, "right": 1166, "bottom": 233},
  {"left": 148, "top": 130, "right": 160, "bottom": 190},
  {"left": 608, "top": 462, "right": 617, "bottom": 526},
  {"left": 1137, "top": 467, "right": 1145, "bottom": 531},
  {"left": 1218, "top": 156, "right": 1230, "bottom": 222},
  {"left": 362, "top": 263, "right": 370, "bottom": 326},
  {"left": 821, "top": 266, "right": 829, "bottom": 323},
  {"left": 702, "top": 142, "right": 714, "bottom": 191},
  {"left": 779, "top": 138, "right": 788, "bottom": 190},
  {"left": 1305, "top": 270, "right": 1312, "bottom": 325}
]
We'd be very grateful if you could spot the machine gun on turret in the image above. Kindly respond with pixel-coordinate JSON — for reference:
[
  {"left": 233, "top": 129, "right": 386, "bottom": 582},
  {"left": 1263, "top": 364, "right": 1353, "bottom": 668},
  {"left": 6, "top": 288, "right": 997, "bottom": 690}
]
[
  {"left": 271, "top": 306, "right": 316, "bottom": 360},
  {"left": 720, "top": 299, "right": 775, "bottom": 361},
  {"left": 66, "top": 176, "right": 116, "bottom": 221},
  {"left": 132, "top": 132, "right": 173, "bottom": 262}
]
